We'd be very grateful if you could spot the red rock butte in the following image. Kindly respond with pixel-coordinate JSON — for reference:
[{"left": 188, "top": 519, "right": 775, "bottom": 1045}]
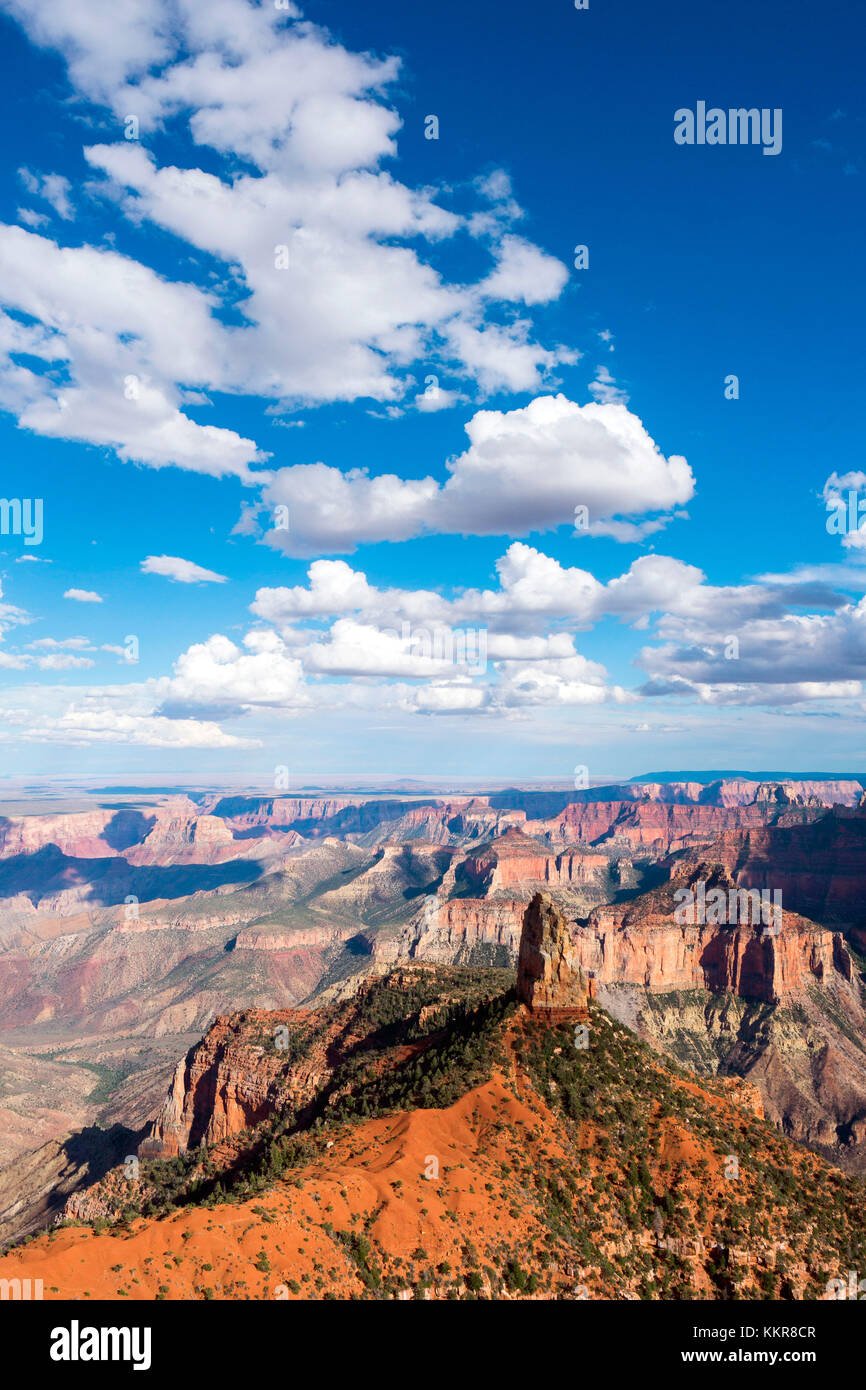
[{"left": 516, "top": 892, "right": 590, "bottom": 1021}]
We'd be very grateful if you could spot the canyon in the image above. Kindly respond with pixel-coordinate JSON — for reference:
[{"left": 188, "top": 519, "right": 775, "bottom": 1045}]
[
  {"left": 0, "top": 775, "right": 864, "bottom": 1250},
  {"left": 2, "top": 913, "right": 865, "bottom": 1302}
]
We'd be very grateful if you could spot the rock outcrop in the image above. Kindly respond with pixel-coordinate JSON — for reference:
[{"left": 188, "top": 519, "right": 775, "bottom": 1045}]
[
  {"left": 562, "top": 868, "right": 866, "bottom": 1168},
  {"left": 540, "top": 799, "right": 825, "bottom": 855},
  {"left": 577, "top": 877, "right": 854, "bottom": 1004},
  {"left": 458, "top": 828, "right": 610, "bottom": 890},
  {"left": 141, "top": 1008, "right": 325, "bottom": 1158},
  {"left": 517, "top": 893, "right": 589, "bottom": 1020}
]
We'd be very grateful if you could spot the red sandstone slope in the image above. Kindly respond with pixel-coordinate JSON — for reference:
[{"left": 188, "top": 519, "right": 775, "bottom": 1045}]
[
  {"left": 4, "top": 952, "right": 866, "bottom": 1301},
  {"left": 0, "top": 1067, "right": 785, "bottom": 1302},
  {"left": 0, "top": 1073, "right": 570, "bottom": 1300}
]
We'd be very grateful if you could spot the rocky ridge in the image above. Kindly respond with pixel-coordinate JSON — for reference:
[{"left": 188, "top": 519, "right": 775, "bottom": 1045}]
[
  {"left": 3, "top": 780, "right": 866, "bottom": 1233},
  {"left": 4, "top": 959, "right": 866, "bottom": 1300}
]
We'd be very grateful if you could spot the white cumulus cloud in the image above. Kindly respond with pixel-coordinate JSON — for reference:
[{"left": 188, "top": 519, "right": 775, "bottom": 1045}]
[
  {"left": 64, "top": 588, "right": 103, "bottom": 603},
  {"left": 141, "top": 555, "right": 228, "bottom": 584},
  {"left": 259, "top": 394, "right": 694, "bottom": 555}
]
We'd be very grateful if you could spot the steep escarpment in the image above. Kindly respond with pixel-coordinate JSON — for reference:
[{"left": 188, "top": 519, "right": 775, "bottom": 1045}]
[
  {"left": 537, "top": 798, "right": 826, "bottom": 854},
  {"left": 458, "top": 828, "right": 611, "bottom": 891},
  {"left": 0, "top": 799, "right": 240, "bottom": 866},
  {"left": 139, "top": 967, "right": 511, "bottom": 1160},
  {"left": 141, "top": 1009, "right": 325, "bottom": 1158},
  {"left": 395, "top": 828, "right": 636, "bottom": 967},
  {"left": 673, "top": 807, "right": 866, "bottom": 940},
  {"left": 557, "top": 870, "right": 866, "bottom": 1168},
  {"left": 577, "top": 870, "right": 853, "bottom": 1004}
]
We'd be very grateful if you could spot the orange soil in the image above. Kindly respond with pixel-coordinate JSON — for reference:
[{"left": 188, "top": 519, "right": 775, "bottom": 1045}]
[
  {"left": 0, "top": 1070, "right": 572, "bottom": 1301},
  {"left": 0, "top": 1025, "right": 828, "bottom": 1301}
]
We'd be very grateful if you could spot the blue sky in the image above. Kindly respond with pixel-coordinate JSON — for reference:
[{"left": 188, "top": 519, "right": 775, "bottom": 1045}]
[{"left": 0, "top": 0, "right": 863, "bottom": 783}]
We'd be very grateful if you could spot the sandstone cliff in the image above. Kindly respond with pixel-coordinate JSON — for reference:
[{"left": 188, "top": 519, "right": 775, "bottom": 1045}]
[
  {"left": 576, "top": 872, "right": 853, "bottom": 1004},
  {"left": 516, "top": 893, "right": 588, "bottom": 1019},
  {"left": 568, "top": 868, "right": 866, "bottom": 1169},
  {"left": 672, "top": 808, "right": 866, "bottom": 937},
  {"left": 141, "top": 1008, "right": 326, "bottom": 1157}
]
